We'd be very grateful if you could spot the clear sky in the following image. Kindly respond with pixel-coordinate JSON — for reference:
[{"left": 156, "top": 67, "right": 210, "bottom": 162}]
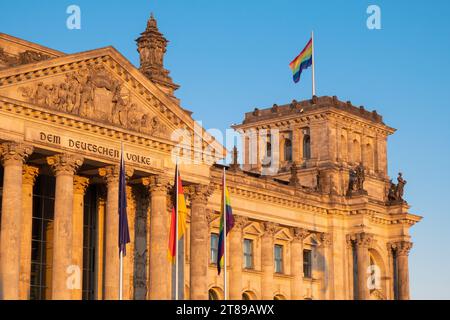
[{"left": 1, "top": 0, "right": 449, "bottom": 299}]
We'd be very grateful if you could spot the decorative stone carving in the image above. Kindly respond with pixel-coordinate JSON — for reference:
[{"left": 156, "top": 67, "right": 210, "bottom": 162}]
[
  {"left": 233, "top": 215, "right": 249, "bottom": 230},
  {"left": 73, "top": 176, "right": 90, "bottom": 195},
  {"left": 17, "top": 65, "right": 170, "bottom": 139},
  {"left": 347, "top": 164, "right": 367, "bottom": 196},
  {"left": 142, "top": 175, "right": 170, "bottom": 194},
  {"left": 262, "top": 221, "right": 278, "bottom": 237},
  {"left": 99, "top": 165, "right": 133, "bottom": 184},
  {"left": 320, "top": 232, "right": 333, "bottom": 247},
  {"left": 185, "top": 184, "right": 214, "bottom": 204},
  {"left": 387, "top": 173, "right": 407, "bottom": 203},
  {"left": 289, "top": 162, "right": 300, "bottom": 186},
  {"left": 292, "top": 227, "right": 309, "bottom": 242},
  {"left": 350, "top": 232, "right": 373, "bottom": 248},
  {"left": 22, "top": 165, "right": 39, "bottom": 185},
  {"left": 0, "top": 142, "right": 33, "bottom": 166},
  {"left": 0, "top": 47, "right": 50, "bottom": 70},
  {"left": 388, "top": 241, "right": 413, "bottom": 256},
  {"left": 47, "top": 153, "right": 83, "bottom": 176}
]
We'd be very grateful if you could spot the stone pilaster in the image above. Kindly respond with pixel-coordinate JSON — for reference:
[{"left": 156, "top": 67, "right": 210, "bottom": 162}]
[
  {"left": 320, "top": 232, "right": 334, "bottom": 300},
  {"left": 389, "top": 241, "right": 412, "bottom": 300},
  {"left": 0, "top": 142, "right": 33, "bottom": 300},
  {"left": 123, "top": 185, "right": 136, "bottom": 300},
  {"left": 229, "top": 215, "right": 248, "bottom": 300},
  {"left": 19, "top": 165, "right": 39, "bottom": 300},
  {"left": 345, "top": 234, "right": 355, "bottom": 300},
  {"left": 47, "top": 153, "right": 83, "bottom": 300},
  {"left": 261, "top": 221, "right": 278, "bottom": 300},
  {"left": 290, "top": 227, "right": 309, "bottom": 300},
  {"left": 72, "top": 175, "right": 90, "bottom": 300},
  {"left": 142, "top": 175, "right": 170, "bottom": 300},
  {"left": 99, "top": 165, "right": 133, "bottom": 300},
  {"left": 186, "top": 184, "right": 213, "bottom": 300},
  {"left": 351, "top": 232, "right": 373, "bottom": 300}
]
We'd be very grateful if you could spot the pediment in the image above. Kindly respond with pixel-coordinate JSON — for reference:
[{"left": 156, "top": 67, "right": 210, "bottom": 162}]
[
  {"left": 0, "top": 46, "right": 225, "bottom": 157},
  {"left": 275, "top": 228, "right": 293, "bottom": 241},
  {"left": 243, "top": 222, "right": 263, "bottom": 236}
]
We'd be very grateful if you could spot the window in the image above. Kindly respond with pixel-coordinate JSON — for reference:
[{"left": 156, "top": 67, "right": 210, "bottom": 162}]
[
  {"left": 243, "top": 239, "right": 254, "bottom": 269},
  {"left": 274, "top": 245, "right": 284, "bottom": 273},
  {"left": 284, "top": 139, "right": 292, "bottom": 162},
  {"left": 303, "top": 135, "right": 311, "bottom": 159},
  {"left": 303, "top": 249, "right": 312, "bottom": 278},
  {"left": 210, "top": 233, "right": 219, "bottom": 264},
  {"left": 208, "top": 289, "right": 219, "bottom": 300}
]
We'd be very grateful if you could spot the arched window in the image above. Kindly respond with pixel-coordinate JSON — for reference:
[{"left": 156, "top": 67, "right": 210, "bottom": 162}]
[
  {"left": 274, "top": 294, "right": 286, "bottom": 300},
  {"left": 242, "top": 291, "right": 256, "bottom": 300},
  {"left": 303, "top": 135, "right": 311, "bottom": 160},
  {"left": 284, "top": 139, "right": 292, "bottom": 162},
  {"left": 208, "top": 289, "right": 219, "bottom": 300}
]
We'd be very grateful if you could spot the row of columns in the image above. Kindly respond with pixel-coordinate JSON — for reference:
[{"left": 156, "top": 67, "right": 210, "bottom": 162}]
[{"left": 347, "top": 233, "right": 412, "bottom": 300}]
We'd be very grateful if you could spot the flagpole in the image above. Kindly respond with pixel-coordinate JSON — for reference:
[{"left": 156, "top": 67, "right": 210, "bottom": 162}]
[
  {"left": 119, "top": 141, "right": 124, "bottom": 301},
  {"left": 223, "top": 167, "right": 228, "bottom": 301},
  {"left": 311, "top": 30, "right": 316, "bottom": 97},
  {"left": 175, "top": 160, "right": 179, "bottom": 301}
]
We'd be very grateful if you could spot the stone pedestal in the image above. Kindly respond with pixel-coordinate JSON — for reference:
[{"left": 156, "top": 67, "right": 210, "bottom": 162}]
[
  {"left": 19, "top": 165, "right": 39, "bottom": 300},
  {"left": 72, "top": 175, "right": 90, "bottom": 300},
  {"left": 187, "top": 184, "right": 213, "bottom": 300},
  {"left": 0, "top": 142, "right": 33, "bottom": 300},
  {"left": 291, "top": 228, "right": 309, "bottom": 300},
  {"left": 143, "top": 175, "right": 170, "bottom": 300},
  {"left": 261, "top": 222, "right": 277, "bottom": 300},
  {"left": 229, "top": 216, "right": 248, "bottom": 300},
  {"left": 47, "top": 153, "right": 83, "bottom": 300}
]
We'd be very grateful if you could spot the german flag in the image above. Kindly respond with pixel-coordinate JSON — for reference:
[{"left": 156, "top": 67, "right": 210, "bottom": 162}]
[{"left": 168, "top": 164, "right": 187, "bottom": 263}]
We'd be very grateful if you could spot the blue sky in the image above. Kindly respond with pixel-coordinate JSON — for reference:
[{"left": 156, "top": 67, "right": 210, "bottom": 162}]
[{"left": 1, "top": 0, "right": 449, "bottom": 299}]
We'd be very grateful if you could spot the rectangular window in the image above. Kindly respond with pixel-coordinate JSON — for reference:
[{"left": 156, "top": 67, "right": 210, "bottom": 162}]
[
  {"left": 303, "top": 249, "right": 312, "bottom": 278},
  {"left": 274, "top": 245, "right": 283, "bottom": 273},
  {"left": 243, "top": 239, "right": 254, "bottom": 269},
  {"left": 210, "top": 233, "right": 219, "bottom": 264}
]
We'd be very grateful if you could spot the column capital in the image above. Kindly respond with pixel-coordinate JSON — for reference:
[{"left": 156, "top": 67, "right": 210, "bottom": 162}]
[
  {"left": 234, "top": 215, "right": 249, "bottom": 230},
  {"left": 142, "top": 175, "right": 170, "bottom": 194},
  {"left": 319, "top": 232, "right": 333, "bottom": 247},
  {"left": 388, "top": 241, "right": 413, "bottom": 256},
  {"left": 262, "top": 221, "right": 278, "bottom": 238},
  {"left": 185, "top": 184, "right": 214, "bottom": 204},
  {"left": 47, "top": 153, "right": 83, "bottom": 176},
  {"left": 206, "top": 209, "right": 217, "bottom": 227},
  {"left": 0, "top": 142, "right": 33, "bottom": 166},
  {"left": 348, "top": 232, "right": 374, "bottom": 248},
  {"left": 22, "top": 165, "right": 39, "bottom": 185},
  {"left": 292, "top": 227, "right": 310, "bottom": 242},
  {"left": 73, "top": 176, "right": 90, "bottom": 195},
  {"left": 99, "top": 165, "right": 133, "bottom": 184}
]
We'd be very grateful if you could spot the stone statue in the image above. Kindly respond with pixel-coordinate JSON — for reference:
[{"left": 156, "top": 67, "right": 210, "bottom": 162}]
[
  {"left": 347, "top": 164, "right": 366, "bottom": 196},
  {"left": 387, "top": 173, "right": 407, "bottom": 203},
  {"left": 396, "top": 173, "right": 406, "bottom": 200},
  {"left": 355, "top": 163, "right": 365, "bottom": 191}
]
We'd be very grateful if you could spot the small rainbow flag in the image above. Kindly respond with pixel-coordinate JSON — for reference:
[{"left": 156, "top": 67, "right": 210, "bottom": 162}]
[
  {"left": 289, "top": 38, "right": 313, "bottom": 83},
  {"left": 217, "top": 169, "right": 234, "bottom": 275}
]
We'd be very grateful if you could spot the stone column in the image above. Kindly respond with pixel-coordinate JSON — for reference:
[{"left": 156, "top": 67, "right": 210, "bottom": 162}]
[
  {"left": 345, "top": 234, "right": 355, "bottom": 300},
  {"left": 0, "top": 143, "right": 33, "bottom": 300},
  {"left": 261, "top": 222, "right": 278, "bottom": 300},
  {"left": 123, "top": 185, "right": 136, "bottom": 300},
  {"left": 142, "top": 175, "right": 170, "bottom": 300},
  {"left": 290, "top": 227, "right": 309, "bottom": 300},
  {"left": 72, "top": 175, "right": 90, "bottom": 300},
  {"left": 19, "top": 165, "right": 39, "bottom": 300},
  {"left": 47, "top": 153, "right": 83, "bottom": 300},
  {"left": 393, "top": 241, "right": 412, "bottom": 300},
  {"left": 353, "top": 232, "right": 373, "bottom": 300},
  {"left": 229, "top": 215, "right": 248, "bottom": 300},
  {"left": 187, "top": 184, "right": 213, "bottom": 300},
  {"left": 99, "top": 165, "right": 133, "bottom": 300}
]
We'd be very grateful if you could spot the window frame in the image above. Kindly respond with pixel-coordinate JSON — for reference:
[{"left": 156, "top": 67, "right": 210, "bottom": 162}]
[
  {"left": 274, "top": 244, "right": 284, "bottom": 274},
  {"left": 243, "top": 238, "right": 254, "bottom": 269}
]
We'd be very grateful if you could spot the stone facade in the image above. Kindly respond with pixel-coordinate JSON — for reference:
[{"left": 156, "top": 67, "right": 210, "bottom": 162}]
[{"left": 0, "top": 15, "right": 420, "bottom": 300}]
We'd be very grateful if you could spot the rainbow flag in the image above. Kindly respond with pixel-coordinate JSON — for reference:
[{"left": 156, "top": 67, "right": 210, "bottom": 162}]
[
  {"left": 217, "top": 169, "right": 234, "bottom": 275},
  {"left": 168, "top": 165, "right": 187, "bottom": 263},
  {"left": 289, "top": 38, "right": 313, "bottom": 83}
]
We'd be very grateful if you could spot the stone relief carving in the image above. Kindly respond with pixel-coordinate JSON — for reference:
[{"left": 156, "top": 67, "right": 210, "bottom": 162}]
[
  {"left": 17, "top": 65, "right": 170, "bottom": 138},
  {"left": 0, "top": 47, "right": 51, "bottom": 69}
]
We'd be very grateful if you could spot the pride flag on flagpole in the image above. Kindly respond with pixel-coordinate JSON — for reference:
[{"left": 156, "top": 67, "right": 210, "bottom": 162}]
[
  {"left": 289, "top": 35, "right": 315, "bottom": 93},
  {"left": 217, "top": 168, "right": 234, "bottom": 276}
]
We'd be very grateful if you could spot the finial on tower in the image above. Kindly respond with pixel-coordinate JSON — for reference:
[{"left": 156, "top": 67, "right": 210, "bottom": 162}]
[
  {"left": 136, "top": 13, "right": 179, "bottom": 97},
  {"left": 229, "top": 145, "right": 241, "bottom": 171}
]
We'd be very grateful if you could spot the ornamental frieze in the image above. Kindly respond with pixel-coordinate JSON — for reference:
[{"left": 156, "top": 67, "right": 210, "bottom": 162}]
[{"left": 15, "top": 65, "right": 169, "bottom": 139}]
